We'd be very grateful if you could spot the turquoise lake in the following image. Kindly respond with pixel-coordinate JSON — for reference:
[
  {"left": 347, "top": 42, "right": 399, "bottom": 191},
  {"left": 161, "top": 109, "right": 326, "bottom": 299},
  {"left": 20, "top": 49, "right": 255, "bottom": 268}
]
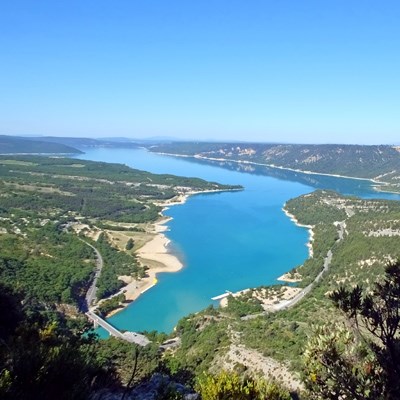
[{"left": 76, "top": 148, "right": 400, "bottom": 334}]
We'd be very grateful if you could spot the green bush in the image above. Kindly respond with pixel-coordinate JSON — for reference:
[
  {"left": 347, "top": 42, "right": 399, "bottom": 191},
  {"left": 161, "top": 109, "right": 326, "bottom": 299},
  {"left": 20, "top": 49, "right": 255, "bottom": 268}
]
[{"left": 196, "top": 371, "right": 291, "bottom": 400}]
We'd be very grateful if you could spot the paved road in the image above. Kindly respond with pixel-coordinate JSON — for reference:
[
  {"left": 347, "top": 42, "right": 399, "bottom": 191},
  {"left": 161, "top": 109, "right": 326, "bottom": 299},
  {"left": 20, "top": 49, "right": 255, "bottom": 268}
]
[
  {"left": 82, "top": 240, "right": 103, "bottom": 309},
  {"left": 270, "top": 249, "right": 332, "bottom": 312},
  {"left": 82, "top": 240, "right": 151, "bottom": 346}
]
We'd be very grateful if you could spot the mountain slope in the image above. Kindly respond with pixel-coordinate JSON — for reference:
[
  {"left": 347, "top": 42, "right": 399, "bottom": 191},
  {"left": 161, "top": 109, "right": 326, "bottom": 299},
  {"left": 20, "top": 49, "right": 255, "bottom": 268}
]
[{"left": 149, "top": 142, "right": 400, "bottom": 190}]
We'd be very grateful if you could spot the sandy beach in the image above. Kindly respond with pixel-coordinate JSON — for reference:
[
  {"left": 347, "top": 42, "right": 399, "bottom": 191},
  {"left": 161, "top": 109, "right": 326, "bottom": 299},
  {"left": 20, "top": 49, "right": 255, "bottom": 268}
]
[
  {"left": 122, "top": 189, "right": 233, "bottom": 299},
  {"left": 103, "top": 222, "right": 184, "bottom": 316},
  {"left": 277, "top": 272, "right": 302, "bottom": 283},
  {"left": 101, "top": 189, "right": 239, "bottom": 316}
]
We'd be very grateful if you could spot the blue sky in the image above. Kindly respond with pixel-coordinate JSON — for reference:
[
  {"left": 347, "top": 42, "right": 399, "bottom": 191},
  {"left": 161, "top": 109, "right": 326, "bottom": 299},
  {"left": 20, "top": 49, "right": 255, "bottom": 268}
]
[{"left": 0, "top": 1, "right": 399, "bottom": 144}]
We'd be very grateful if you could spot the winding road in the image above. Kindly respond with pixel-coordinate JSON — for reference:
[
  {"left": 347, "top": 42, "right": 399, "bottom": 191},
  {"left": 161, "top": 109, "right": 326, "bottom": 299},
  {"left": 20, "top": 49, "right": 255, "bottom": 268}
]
[
  {"left": 81, "top": 239, "right": 151, "bottom": 346},
  {"left": 82, "top": 239, "right": 103, "bottom": 309}
]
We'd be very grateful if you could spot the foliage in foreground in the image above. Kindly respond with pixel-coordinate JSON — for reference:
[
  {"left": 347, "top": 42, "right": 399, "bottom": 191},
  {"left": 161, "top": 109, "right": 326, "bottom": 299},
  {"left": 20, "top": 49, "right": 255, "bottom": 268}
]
[
  {"left": 303, "top": 261, "right": 400, "bottom": 400},
  {"left": 196, "top": 371, "right": 291, "bottom": 400},
  {"left": 170, "top": 308, "right": 231, "bottom": 375},
  {"left": 0, "top": 284, "right": 116, "bottom": 400}
]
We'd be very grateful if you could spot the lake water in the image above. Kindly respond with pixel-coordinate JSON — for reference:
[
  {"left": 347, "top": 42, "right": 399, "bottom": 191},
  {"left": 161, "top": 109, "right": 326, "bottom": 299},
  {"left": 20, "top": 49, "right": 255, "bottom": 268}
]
[{"left": 76, "top": 148, "right": 400, "bottom": 333}]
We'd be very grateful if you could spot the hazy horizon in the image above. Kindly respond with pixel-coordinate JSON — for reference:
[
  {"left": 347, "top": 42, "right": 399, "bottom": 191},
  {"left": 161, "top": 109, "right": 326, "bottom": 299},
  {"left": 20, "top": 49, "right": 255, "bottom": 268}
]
[
  {"left": 1, "top": 1, "right": 399, "bottom": 145},
  {"left": 2, "top": 132, "right": 399, "bottom": 147}
]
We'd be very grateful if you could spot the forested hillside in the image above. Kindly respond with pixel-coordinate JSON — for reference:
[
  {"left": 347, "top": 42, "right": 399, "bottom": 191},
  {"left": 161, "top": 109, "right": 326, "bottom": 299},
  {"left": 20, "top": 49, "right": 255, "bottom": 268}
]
[
  {"left": 0, "top": 156, "right": 239, "bottom": 306},
  {"left": 221, "top": 191, "right": 400, "bottom": 369},
  {"left": 149, "top": 142, "right": 400, "bottom": 191}
]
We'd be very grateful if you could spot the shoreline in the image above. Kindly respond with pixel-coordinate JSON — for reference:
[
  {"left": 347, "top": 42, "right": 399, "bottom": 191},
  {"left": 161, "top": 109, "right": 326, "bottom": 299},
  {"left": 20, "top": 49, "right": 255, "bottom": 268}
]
[
  {"left": 103, "top": 213, "right": 184, "bottom": 318},
  {"left": 215, "top": 206, "right": 313, "bottom": 303},
  {"left": 103, "top": 187, "right": 240, "bottom": 318},
  {"left": 277, "top": 272, "right": 302, "bottom": 283},
  {"left": 156, "top": 187, "right": 241, "bottom": 211},
  {"left": 282, "top": 207, "right": 314, "bottom": 258},
  {"left": 154, "top": 151, "right": 399, "bottom": 194}
]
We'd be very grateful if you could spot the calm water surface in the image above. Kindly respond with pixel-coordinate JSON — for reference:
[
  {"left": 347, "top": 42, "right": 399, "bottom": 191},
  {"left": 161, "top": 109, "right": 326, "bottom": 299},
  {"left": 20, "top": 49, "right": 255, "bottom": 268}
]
[{"left": 76, "top": 148, "right": 400, "bottom": 333}]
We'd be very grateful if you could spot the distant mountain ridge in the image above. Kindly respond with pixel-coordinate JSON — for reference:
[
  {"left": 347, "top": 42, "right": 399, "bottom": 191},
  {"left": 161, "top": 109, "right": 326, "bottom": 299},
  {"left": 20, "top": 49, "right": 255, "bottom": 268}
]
[
  {"left": 0, "top": 135, "right": 144, "bottom": 154},
  {"left": 148, "top": 142, "right": 400, "bottom": 191},
  {"left": 27, "top": 136, "right": 142, "bottom": 148},
  {"left": 0, "top": 135, "right": 83, "bottom": 154}
]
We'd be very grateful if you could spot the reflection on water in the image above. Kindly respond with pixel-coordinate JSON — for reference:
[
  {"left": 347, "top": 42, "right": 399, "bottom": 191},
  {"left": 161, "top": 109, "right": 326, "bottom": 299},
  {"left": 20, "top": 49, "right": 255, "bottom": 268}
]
[{"left": 167, "top": 155, "right": 399, "bottom": 201}]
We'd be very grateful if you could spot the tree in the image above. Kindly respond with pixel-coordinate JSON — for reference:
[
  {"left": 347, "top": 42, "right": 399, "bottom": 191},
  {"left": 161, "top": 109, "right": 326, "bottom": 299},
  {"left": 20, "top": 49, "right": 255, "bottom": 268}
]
[
  {"left": 125, "top": 238, "right": 134, "bottom": 251},
  {"left": 303, "top": 261, "right": 400, "bottom": 399},
  {"left": 0, "top": 284, "right": 117, "bottom": 399}
]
